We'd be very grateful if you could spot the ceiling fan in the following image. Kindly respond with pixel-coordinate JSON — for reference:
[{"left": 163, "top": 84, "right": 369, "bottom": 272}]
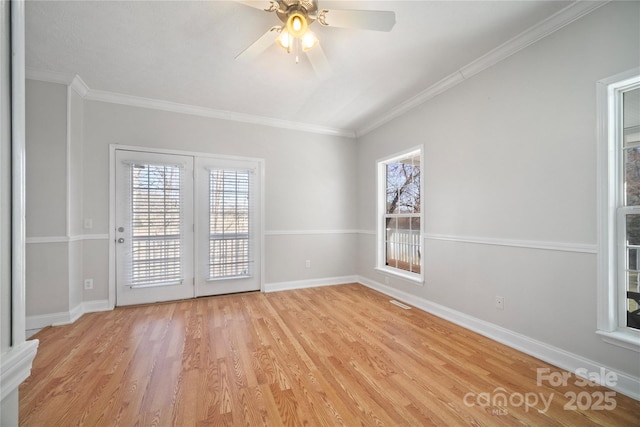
[{"left": 235, "top": 0, "right": 396, "bottom": 78}]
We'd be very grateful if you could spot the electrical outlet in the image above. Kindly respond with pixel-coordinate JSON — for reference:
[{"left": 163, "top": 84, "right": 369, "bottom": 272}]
[
  {"left": 84, "top": 279, "right": 94, "bottom": 290},
  {"left": 495, "top": 296, "right": 505, "bottom": 310},
  {"left": 305, "top": 260, "right": 311, "bottom": 268}
]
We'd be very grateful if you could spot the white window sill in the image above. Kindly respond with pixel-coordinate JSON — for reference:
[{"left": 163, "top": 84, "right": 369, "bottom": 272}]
[
  {"left": 375, "top": 266, "right": 424, "bottom": 285},
  {"left": 596, "top": 329, "right": 640, "bottom": 353}
]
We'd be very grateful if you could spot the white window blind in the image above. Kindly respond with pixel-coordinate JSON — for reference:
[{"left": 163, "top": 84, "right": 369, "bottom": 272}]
[
  {"left": 129, "top": 163, "right": 183, "bottom": 287},
  {"left": 208, "top": 169, "right": 252, "bottom": 279}
]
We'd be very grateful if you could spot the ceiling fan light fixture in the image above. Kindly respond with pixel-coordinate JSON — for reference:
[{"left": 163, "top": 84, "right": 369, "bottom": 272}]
[
  {"left": 301, "top": 31, "right": 318, "bottom": 51},
  {"left": 276, "top": 29, "right": 292, "bottom": 51},
  {"left": 236, "top": 0, "right": 396, "bottom": 75},
  {"left": 276, "top": 12, "right": 318, "bottom": 54},
  {"left": 286, "top": 12, "right": 308, "bottom": 38}
]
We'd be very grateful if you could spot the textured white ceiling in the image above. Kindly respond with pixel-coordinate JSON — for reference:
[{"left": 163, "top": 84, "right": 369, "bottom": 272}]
[{"left": 26, "top": 0, "right": 575, "bottom": 135}]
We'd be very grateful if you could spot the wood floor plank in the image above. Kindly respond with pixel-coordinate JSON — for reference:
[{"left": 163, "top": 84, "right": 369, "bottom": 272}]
[{"left": 20, "top": 284, "right": 640, "bottom": 426}]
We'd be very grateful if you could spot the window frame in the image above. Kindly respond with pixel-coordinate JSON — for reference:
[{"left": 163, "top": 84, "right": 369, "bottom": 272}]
[
  {"left": 128, "top": 162, "right": 184, "bottom": 288},
  {"left": 596, "top": 68, "right": 640, "bottom": 352},
  {"left": 376, "top": 146, "right": 425, "bottom": 284},
  {"left": 207, "top": 167, "right": 253, "bottom": 281}
]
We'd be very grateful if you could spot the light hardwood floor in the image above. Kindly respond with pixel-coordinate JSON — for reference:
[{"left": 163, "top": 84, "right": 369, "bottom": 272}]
[{"left": 20, "top": 284, "right": 639, "bottom": 426}]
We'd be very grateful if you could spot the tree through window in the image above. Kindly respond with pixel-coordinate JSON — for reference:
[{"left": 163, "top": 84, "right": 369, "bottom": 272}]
[
  {"left": 377, "top": 149, "right": 423, "bottom": 281},
  {"left": 596, "top": 70, "right": 640, "bottom": 349}
]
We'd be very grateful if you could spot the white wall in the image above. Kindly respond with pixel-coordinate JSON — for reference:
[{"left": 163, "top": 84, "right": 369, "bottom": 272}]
[
  {"left": 81, "top": 99, "right": 359, "bottom": 299},
  {"left": 25, "top": 81, "right": 67, "bottom": 238},
  {"left": 24, "top": 80, "right": 359, "bottom": 314},
  {"left": 24, "top": 80, "right": 88, "bottom": 324},
  {"left": 357, "top": 1, "right": 640, "bottom": 379},
  {"left": 24, "top": 80, "right": 70, "bottom": 319}
]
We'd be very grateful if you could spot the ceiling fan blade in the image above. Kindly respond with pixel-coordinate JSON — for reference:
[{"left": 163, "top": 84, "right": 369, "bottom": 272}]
[
  {"left": 317, "top": 9, "right": 396, "bottom": 32},
  {"left": 305, "top": 44, "right": 333, "bottom": 80},
  {"left": 234, "top": 0, "right": 279, "bottom": 12},
  {"left": 236, "top": 26, "right": 281, "bottom": 62}
]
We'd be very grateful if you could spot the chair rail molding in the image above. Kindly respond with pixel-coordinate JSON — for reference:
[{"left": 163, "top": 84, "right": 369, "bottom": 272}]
[{"left": 358, "top": 230, "right": 597, "bottom": 254}]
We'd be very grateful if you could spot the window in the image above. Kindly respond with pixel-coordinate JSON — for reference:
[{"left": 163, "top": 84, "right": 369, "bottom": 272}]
[
  {"left": 620, "top": 86, "right": 640, "bottom": 331},
  {"left": 208, "top": 169, "right": 251, "bottom": 279},
  {"left": 114, "top": 148, "right": 262, "bottom": 305},
  {"left": 597, "top": 69, "right": 640, "bottom": 351},
  {"left": 377, "top": 147, "right": 423, "bottom": 282},
  {"left": 194, "top": 156, "right": 261, "bottom": 297},
  {"left": 129, "top": 163, "right": 183, "bottom": 287}
]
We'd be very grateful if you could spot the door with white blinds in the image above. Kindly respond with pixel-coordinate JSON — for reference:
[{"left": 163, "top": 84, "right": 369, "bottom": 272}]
[
  {"left": 115, "top": 150, "right": 194, "bottom": 306},
  {"left": 195, "top": 157, "right": 261, "bottom": 297}
]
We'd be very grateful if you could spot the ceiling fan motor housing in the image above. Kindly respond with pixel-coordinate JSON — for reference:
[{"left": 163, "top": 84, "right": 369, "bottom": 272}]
[{"left": 276, "top": 0, "right": 318, "bottom": 24}]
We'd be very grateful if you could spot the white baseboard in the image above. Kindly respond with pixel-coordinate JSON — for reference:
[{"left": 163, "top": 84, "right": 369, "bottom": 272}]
[
  {"left": 24, "top": 277, "right": 638, "bottom": 400},
  {"left": 264, "top": 275, "right": 359, "bottom": 293},
  {"left": 25, "top": 328, "right": 42, "bottom": 339},
  {"left": 26, "top": 299, "right": 111, "bottom": 330},
  {"left": 357, "top": 275, "right": 640, "bottom": 401},
  {"left": 66, "top": 303, "right": 84, "bottom": 325},
  {"left": 82, "top": 299, "right": 112, "bottom": 313},
  {"left": 26, "top": 311, "right": 72, "bottom": 330}
]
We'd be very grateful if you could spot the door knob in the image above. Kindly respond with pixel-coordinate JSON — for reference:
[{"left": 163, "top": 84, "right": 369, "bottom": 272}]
[{"left": 117, "top": 238, "right": 125, "bottom": 243}]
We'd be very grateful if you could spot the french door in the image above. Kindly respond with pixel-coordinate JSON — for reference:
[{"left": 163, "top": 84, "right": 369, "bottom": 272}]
[
  {"left": 195, "top": 157, "right": 261, "bottom": 297},
  {"left": 115, "top": 149, "right": 261, "bottom": 306},
  {"left": 115, "top": 150, "right": 194, "bottom": 306}
]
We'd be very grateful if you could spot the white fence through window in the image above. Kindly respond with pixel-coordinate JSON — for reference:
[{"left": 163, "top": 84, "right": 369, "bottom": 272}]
[{"left": 385, "top": 227, "right": 421, "bottom": 273}]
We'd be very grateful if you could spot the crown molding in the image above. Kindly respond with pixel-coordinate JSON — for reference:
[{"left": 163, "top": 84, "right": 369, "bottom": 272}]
[
  {"left": 458, "top": 0, "right": 609, "bottom": 79},
  {"left": 24, "top": 1, "right": 607, "bottom": 140},
  {"left": 83, "top": 88, "right": 355, "bottom": 138},
  {"left": 25, "top": 68, "right": 356, "bottom": 138},
  {"left": 25, "top": 67, "right": 74, "bottom": 85},
  {"left": 356, "top": 0, "right": 610, "bottom": 137},
  {"left": 69, "top": 75, "right": 89, "bottom": 97}
]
